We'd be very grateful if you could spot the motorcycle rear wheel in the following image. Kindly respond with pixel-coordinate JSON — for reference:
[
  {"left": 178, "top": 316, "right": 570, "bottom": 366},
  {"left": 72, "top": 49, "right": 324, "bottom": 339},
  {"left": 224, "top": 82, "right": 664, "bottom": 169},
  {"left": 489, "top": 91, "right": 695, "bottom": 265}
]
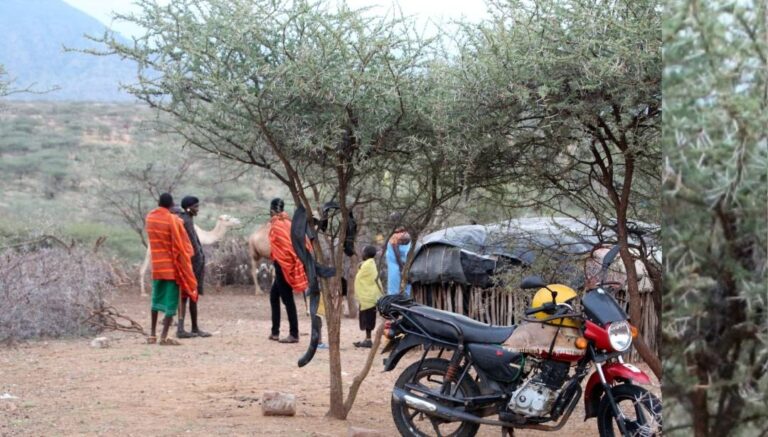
[
  {"left": 596, "top": 384, "right": 662, "bottom": 437},
  {"left": 392, "top": 358, "right": 481, "bottom": 437}
]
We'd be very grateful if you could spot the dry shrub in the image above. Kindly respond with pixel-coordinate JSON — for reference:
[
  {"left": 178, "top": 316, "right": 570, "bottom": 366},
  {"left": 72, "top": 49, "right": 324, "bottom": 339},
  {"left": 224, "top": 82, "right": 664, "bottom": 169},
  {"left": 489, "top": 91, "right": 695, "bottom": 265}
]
[
  {"left": 205, "top": 236, "right": 253, "bottom": 287},
  {"left": 0, "top": 247, "right": 115, "bottom": 342}
]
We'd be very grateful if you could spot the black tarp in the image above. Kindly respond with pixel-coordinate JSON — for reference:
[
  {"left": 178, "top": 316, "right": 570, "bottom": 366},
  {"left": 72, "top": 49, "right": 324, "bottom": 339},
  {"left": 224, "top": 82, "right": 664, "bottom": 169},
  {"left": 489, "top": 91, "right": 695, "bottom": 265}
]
[{"left": 408, "top": 217, "right": 657, "bottom": 288}]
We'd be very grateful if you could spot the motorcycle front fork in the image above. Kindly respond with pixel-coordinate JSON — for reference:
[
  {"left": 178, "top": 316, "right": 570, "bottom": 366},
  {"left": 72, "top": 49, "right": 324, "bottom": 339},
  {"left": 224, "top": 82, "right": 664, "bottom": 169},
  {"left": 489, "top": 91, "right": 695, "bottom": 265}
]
[{"left": 595, "top": 361, "right": 631, "bottom": 437}]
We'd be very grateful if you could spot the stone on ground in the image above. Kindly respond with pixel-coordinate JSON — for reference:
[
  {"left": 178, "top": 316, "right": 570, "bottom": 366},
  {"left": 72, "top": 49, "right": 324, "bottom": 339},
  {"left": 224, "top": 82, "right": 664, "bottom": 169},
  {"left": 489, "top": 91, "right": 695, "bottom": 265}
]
[
  {"left": 90, "top": 337, "right": 110, "bottom": 348},
  {"left": 261, "top": 391, "right": 296, "bottom": 416}
]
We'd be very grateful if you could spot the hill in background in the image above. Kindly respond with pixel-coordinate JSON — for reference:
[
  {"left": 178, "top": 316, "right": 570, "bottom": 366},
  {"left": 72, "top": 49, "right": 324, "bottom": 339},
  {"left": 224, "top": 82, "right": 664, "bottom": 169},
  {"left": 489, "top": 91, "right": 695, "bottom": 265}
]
[{"left": 0, "top": 0, "right": 136, "bottom": 102}]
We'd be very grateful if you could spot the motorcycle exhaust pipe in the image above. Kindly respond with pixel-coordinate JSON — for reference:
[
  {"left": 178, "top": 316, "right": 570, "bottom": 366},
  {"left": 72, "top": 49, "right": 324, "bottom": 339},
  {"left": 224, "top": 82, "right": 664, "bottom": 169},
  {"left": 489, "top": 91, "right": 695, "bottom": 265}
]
[
  {"left": 392, "top": 386, "right": 582, "bottom": 432},
  {"left": 392, "top": 387, "right": 483, "bottom": 424}
]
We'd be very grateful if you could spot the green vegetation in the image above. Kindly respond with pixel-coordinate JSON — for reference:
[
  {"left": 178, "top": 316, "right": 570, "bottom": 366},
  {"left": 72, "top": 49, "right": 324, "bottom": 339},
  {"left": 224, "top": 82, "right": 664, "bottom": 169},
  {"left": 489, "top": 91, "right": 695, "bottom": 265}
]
[
  {"left": 0, "top": 101, "right": 284, "bottom": 264},
  {"left": 664, "top": 0, "right": 768, "bottom": 435},
  {"left": 89, "top": 0, "right": 660, "bottom": 418}
]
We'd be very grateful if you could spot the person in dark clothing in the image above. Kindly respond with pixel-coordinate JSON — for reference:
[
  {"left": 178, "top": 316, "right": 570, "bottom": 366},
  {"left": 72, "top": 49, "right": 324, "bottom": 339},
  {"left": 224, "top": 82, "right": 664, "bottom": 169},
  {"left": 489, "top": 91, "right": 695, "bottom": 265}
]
[
  {"left": 267, "top": 197, "right": 305, "bottom": 343},
  {"left": 174, "top": 195, "right": 211, "bottom": 338},
  {"left": 270, "top": 261, "right": 299, "bottom": 342}
]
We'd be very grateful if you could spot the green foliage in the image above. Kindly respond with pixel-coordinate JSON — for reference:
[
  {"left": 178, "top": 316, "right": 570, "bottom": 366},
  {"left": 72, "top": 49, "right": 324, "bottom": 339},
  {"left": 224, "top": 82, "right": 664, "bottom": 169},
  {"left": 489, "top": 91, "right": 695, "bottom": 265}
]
[
  {"left": 83, "top": 0, "right": 663, "bottom": 416},
  {"left": 664, "top": 0, "right": 768, "bottom": 435},
  {"left": 60, "top": 222, "right": 147, "bottom": 262},
  {"left": 456, "top": 0, "right": 661, "bottom": 225},
  {"left": 0, "top": 101, "right": 285, "bottom": 266}
]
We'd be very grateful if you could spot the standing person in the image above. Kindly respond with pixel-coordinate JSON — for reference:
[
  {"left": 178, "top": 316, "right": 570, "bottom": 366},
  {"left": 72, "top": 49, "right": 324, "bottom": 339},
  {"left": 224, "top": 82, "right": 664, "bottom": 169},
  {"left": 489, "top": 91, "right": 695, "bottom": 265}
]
[
  {"left": 268, "top": 197, "right": 308, "bottom": 343},
  {"left": 145, "top": 193, "right": 198, "bottom": 345},
  {"left": 353, "top": 245, "right": 383, "bottom": 348},
  {"left": 174, "top": 196, "right": 211, "bottom": 338},
  {"left": 385, "top": 214, "right": 412, "bottom": 296}
]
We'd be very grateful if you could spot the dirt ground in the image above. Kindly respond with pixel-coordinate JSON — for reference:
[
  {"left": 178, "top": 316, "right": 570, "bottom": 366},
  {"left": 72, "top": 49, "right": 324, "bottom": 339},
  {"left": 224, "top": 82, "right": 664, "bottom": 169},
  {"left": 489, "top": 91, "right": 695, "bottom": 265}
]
[{"left": 0, "top": 287, "right": 660, "bottom": 436}]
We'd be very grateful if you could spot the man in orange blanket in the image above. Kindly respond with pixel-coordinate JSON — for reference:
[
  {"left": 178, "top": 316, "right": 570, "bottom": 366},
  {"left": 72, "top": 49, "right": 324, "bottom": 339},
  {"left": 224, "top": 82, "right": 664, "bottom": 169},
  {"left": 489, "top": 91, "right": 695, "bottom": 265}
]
[
  {"left": 145, "top": 193, "right": 198, "bottom": 345},
  {"left": 268, "top": 198, "right": 308, "bottom": 343}
]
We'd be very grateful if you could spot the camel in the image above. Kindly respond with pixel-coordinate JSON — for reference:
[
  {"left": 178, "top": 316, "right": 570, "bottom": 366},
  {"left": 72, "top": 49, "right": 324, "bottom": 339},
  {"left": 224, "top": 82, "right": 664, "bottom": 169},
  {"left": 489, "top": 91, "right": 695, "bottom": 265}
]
[
  {"left": 139, "top": 214, "right": 242, "bottom": 296},
  {"left": 247, "top": 222, "right": 273, "bottom": 294}
]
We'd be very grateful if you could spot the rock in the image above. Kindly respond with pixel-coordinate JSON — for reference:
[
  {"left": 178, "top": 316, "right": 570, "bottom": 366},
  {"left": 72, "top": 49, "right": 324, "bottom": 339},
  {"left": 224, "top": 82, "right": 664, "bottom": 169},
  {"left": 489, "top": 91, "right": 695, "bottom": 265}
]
[
  {"left": 348, "top": 426, "right": 385, "bottom": 437},
  {"left": 90, "top": 337, "right": 110, "bottom": 348},
  {"left": 261, "top": 391, "right": 296, "bottom": 416}
]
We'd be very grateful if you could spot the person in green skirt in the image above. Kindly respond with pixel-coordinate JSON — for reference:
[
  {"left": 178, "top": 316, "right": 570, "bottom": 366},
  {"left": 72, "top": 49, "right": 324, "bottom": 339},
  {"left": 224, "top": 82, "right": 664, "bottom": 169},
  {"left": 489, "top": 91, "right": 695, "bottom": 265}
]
[{"left": 145, "top": 193, "right": 198, "bottom": 345}]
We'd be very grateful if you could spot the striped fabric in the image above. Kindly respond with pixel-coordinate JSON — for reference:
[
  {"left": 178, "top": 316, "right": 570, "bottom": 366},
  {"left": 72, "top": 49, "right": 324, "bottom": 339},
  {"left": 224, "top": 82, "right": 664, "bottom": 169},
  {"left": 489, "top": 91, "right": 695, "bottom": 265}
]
[
  {"left": 145, "top": 207, "right": 198, "bottom": 302},
  {"left": 268, "top": 212, "right": 308, "bottom": 293}
]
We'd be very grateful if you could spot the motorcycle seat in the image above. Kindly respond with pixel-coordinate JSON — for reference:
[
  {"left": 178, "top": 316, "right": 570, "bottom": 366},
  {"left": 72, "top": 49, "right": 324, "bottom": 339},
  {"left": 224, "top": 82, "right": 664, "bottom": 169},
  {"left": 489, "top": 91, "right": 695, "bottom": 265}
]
[{"left": 406, "top": 305, "right": 515, "bottom": 344}]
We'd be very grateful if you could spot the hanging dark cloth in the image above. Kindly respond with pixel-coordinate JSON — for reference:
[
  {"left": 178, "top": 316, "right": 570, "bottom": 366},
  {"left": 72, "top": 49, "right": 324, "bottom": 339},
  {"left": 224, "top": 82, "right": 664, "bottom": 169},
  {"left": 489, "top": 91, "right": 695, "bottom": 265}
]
[
  {"left": 316, "top": 201, "right": 358, "bottom": 257},
  {"left": 291, "top": 205, "right": 335, "bottom": 367}
]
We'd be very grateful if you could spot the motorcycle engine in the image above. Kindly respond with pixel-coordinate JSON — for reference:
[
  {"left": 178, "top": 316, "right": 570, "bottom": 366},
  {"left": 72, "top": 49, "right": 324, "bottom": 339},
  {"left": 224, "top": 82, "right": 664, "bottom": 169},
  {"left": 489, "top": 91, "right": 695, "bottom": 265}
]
[{"left": 507, "top": 361, "right": 570, "bottom": 418}]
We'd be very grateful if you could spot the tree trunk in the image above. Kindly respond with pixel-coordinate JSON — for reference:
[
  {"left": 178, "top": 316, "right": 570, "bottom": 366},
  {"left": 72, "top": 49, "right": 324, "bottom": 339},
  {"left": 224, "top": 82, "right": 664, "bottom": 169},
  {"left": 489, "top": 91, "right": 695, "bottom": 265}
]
[
  {"left": 324, "top": 276, "right": 346, "bottom": 418},
  {"left": 342, "top": 324, "right": 385, "bottom": 417}
]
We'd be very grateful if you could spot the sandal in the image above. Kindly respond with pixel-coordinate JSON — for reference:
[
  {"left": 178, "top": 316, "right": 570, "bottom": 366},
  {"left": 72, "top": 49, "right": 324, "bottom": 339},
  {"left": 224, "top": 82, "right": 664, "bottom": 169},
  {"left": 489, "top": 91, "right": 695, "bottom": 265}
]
[
  {"left": 159, "top": 337, "right": 182, "bottom": 346},
  {"left": 146, "top": 336, "right": 157, "bottom": 344},
  {"left": 176, "top": 330, "right": 194, "bottom": 339},
  {"left": 192, "top": 329, "right": 211, "bottom": 338}
]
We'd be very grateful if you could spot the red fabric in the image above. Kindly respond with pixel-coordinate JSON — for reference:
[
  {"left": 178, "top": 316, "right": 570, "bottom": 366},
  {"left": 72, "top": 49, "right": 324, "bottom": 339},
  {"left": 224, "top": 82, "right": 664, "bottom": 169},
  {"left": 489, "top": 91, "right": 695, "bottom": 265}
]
[
  {"left": 389, "top": 228, "right": 410, "bottom": 245},
  {"left": 145, "top": 207, "right": 198, "bottom": 301},
  {"left": 268, "top": 212, "right": 308, "bottom": 293}
]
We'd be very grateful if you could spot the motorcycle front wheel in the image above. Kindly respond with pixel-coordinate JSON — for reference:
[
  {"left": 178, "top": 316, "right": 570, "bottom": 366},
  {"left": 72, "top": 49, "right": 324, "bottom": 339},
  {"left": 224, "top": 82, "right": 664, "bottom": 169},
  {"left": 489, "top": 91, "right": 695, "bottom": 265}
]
[
  {"left": 596, "top": 384, "right": 662, "bottom": 437},
  {"left": 391, "top": 357, "right": 481, "bottom": 437}
]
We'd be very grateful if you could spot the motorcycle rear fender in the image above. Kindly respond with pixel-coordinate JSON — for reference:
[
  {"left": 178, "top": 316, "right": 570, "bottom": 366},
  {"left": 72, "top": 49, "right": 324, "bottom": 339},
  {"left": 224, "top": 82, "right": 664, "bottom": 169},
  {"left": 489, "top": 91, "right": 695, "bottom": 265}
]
[
  {"left": 583, "top": 362, "right": 652, "bottom": 419},
  {"left": 382, "top": 334, "right": 429, "bottom": 371}
]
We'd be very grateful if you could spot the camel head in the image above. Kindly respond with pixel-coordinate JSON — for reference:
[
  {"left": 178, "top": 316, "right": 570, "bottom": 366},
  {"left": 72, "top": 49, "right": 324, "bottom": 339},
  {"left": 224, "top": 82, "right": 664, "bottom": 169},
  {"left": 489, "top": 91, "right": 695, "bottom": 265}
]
[{"left": 217, "top": 214, "right": 242, "bottom": 227}]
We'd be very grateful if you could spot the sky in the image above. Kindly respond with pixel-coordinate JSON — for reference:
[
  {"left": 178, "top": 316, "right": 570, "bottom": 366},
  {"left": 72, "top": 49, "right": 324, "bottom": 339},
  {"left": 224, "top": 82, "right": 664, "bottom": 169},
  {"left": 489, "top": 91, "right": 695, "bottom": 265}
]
[{"left": 62, "top": 0, "right": 490, "bottom": 39}]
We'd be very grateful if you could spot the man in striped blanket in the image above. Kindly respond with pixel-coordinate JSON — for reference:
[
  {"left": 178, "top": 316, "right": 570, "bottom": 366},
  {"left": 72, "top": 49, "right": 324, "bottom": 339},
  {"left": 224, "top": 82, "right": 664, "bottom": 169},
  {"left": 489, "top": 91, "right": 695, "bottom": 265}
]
[
  {"left": 268, "top": 197, "right": 308, "bottom": 343},
  {"left": 144, "top": 193, "right": 198, "bottom": 345}
]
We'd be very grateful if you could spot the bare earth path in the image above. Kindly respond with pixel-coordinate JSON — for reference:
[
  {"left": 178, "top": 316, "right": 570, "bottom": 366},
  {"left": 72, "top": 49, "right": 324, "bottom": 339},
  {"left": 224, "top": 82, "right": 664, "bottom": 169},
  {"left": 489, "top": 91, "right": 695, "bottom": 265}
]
[{"left": 0, "top": 287, "right": 659, "bottom": 436}]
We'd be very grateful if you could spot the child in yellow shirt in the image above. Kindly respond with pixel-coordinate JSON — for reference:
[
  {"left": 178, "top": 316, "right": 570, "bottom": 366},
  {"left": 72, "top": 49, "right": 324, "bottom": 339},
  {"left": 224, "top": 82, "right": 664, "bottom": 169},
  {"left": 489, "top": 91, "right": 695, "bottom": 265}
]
[{"left": 353, "top": 245, "right": 383, "bottom": 348}]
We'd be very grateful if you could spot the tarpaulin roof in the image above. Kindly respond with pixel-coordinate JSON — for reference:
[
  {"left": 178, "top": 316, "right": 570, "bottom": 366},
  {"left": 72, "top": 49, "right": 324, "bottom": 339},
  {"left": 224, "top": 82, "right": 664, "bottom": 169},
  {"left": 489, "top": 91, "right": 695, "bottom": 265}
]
[{"left": 408, "top": 217, "right": 659, "bottom": 287}]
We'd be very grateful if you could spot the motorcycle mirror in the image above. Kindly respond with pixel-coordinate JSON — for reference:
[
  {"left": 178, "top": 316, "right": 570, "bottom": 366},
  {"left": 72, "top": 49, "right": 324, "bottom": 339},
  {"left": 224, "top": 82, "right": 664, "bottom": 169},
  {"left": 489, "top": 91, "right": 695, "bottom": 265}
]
[
  {"left": 550, "top": 290, "right": 558, "bottom": 305},
  {"left": 520, "top": 276, "right": 547, "bottom": 290}
]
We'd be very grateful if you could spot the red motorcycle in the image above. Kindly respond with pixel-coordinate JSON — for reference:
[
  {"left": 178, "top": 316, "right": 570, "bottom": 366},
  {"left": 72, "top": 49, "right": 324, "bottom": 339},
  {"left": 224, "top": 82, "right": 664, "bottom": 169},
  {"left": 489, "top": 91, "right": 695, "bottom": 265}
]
[{"left": 378, "top": 245, "right": 661, "bottom": 436}]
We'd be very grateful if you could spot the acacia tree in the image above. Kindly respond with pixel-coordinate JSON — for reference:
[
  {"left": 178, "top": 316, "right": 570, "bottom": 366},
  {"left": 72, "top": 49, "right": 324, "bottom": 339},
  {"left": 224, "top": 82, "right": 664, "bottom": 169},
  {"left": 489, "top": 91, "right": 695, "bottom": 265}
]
[
  {"left": 664, "top": 1, "right": 768, "bottom": 435},
  {"left": 94, "top": 145, "right": 195, "bottom": 247},
  {"left": 454, "top": 0, "right": 662, "bottom": 376},
  {"left": 91, "top": 0, "right": 518, "bottom": 418}
]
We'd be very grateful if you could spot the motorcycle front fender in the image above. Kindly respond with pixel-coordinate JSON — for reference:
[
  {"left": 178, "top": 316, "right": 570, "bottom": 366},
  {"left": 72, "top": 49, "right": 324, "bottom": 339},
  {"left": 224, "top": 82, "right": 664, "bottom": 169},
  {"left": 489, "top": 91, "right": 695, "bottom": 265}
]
[
  {"left": 382, "top": 334, "right": 430, "bottom": 371},
  {"left": 583, "top": 362, "right": 652, "bottom": 419}
]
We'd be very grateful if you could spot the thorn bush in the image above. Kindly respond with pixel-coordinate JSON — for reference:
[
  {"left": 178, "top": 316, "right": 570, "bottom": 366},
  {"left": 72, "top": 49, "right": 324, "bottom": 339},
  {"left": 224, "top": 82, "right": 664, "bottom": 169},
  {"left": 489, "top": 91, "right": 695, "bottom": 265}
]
[{"left": 0, "top": 247, "right": 115, "bottom": 342}]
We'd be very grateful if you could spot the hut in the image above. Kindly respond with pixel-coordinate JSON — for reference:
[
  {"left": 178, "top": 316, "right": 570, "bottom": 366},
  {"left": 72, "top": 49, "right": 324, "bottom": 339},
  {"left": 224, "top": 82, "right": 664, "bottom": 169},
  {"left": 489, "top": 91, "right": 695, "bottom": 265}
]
[{"left": 408, "top": 217, "right": 660, "bottom": 356}]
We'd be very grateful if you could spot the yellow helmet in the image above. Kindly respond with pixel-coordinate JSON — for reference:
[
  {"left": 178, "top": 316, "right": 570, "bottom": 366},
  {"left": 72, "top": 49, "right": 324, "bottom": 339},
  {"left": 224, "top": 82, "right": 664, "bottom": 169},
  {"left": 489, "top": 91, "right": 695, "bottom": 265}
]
[{"left": 530, "top": 284, "right": 580, "bottom": 328}]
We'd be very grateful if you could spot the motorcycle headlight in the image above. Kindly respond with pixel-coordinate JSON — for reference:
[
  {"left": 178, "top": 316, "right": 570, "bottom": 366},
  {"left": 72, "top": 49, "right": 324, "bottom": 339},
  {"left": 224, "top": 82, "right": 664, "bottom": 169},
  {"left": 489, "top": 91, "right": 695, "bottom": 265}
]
[{"left": 607, "top": 321, "right": 633, "bottom": 352}]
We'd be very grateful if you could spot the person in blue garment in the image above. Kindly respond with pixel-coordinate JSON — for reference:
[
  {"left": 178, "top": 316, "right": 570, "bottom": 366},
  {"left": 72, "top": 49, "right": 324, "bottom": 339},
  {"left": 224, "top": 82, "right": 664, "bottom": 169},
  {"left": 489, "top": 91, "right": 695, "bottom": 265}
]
[{"left": 385, "top": 217, "right": 412, "bottom": 296}]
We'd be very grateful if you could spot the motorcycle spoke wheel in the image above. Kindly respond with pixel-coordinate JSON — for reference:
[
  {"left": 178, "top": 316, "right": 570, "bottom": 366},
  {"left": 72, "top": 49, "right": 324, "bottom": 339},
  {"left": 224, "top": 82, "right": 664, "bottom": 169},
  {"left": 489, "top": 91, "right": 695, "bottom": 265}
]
[
  {"left": 597, "top": 384, "right": 662, "bottom": 437},
  {"left": 429, "top": 418, "right": 446, "bottom": 437},
  {"left": 391, "top": 358, "right": 481, "bottom": 437}
]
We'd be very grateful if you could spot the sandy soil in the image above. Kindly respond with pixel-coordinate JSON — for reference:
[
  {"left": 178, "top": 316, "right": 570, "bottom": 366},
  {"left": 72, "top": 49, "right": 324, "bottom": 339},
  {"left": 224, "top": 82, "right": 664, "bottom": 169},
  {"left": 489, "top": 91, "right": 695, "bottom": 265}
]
[{"left": 0, "top": 287, "right": 660, "bottom": 436}]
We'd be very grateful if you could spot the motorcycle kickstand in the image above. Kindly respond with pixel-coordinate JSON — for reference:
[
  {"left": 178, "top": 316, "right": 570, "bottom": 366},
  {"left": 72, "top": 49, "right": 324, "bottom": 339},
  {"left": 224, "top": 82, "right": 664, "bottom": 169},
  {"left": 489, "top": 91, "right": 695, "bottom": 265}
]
[{"left": 502, "top": 427, "right": 515, "bottom": 436}]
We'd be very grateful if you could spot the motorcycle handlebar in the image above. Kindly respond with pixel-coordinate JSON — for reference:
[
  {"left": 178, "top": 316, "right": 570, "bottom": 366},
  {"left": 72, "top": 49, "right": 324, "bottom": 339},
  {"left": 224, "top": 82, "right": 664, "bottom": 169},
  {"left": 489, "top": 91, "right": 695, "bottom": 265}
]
[{"left": 525, "top": 302, "right": 556, "bottom": 316}]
